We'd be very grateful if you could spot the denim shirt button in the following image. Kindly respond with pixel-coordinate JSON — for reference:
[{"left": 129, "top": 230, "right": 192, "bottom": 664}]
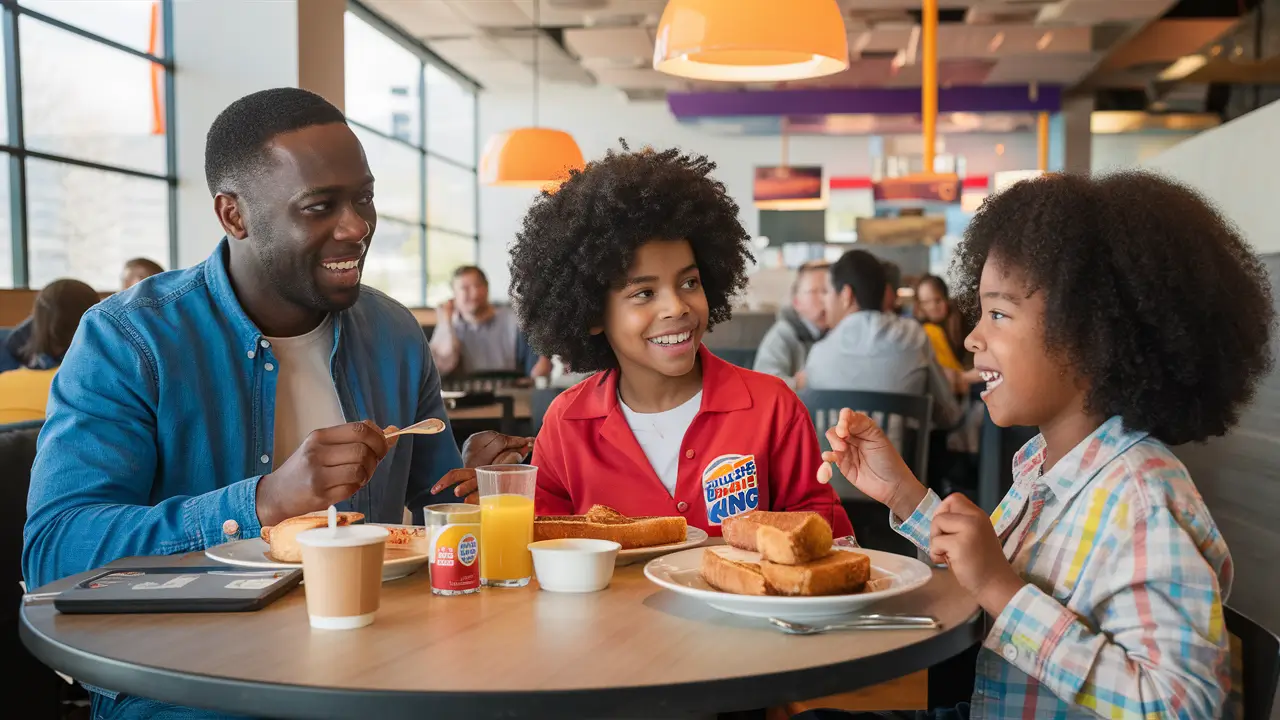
[
  {"left": 260, "top": 339, "right": 270, "bottom": 349},
  {"left": 247, "top": 350, "right": 255, "bottom": 359},
  {"left": 260, "top": 454, "right": 270, "bottom": 464},
  {"left": 264, "top": 363, "right": 275, "bottom": 372}
]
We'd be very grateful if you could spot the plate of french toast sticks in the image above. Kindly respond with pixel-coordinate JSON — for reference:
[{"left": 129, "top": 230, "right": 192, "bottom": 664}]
[
  {"left": 643, "top": 511, "right": 932, "bottom": 621},
  {"left": 205, "top": 511, "right": 430, "bottom": 582},
  {"left": 535, "top": 505, "right": 709, "bottom": 566}
]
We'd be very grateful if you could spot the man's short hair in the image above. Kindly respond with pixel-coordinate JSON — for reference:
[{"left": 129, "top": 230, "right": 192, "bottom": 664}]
[
  {"left": 829, "top": 250, "right": 886, "bottom": 312},
  {"left": 204, "top": 88, "right": 347, "bottom": 196},
  {"left": 791, "top": 261, "right": 830, "bottom": 296},
  {"left": 452, "top": 265, "right": 488, "bottom": 285}
]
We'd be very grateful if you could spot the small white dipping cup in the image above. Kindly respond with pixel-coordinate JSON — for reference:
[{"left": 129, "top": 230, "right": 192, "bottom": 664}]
[{"left": 528, "top": 539, "right": 621, "bottom": 593}]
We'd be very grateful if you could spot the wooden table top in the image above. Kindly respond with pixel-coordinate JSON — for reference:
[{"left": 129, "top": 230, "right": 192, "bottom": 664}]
[{"left": 22, "top": 552, "right": 981, "bottom": 719}]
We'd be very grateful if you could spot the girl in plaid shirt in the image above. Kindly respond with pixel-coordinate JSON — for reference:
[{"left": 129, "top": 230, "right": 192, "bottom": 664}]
[{"left": 809, "top": 172, "right": 1274, "bottom": 720}]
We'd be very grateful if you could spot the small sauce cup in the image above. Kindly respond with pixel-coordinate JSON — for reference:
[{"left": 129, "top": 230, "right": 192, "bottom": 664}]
[{"left": 527, "top": 539, "right": 621, "bottom": 593}]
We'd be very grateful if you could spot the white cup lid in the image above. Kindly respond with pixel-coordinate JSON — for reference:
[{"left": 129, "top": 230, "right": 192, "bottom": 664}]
[{"left": 296, "top": 524, "right": 389, "bottom": 548}]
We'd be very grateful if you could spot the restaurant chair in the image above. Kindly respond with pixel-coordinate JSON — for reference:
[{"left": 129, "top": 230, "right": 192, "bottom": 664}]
[
  {"left": 0, "top": 419, "right": 63, "bottom": 718},
  {"left": 712, "top": 347, "right": 757, "bottom": 370},
  {"left": 441, "top": 370, "right": 526, "bottom": 394},
  {"left": 781, "top": 394, "right": 978, "bottom": 719},
  {"left": 797, "top": 389, "right": 932, "bottom": 487},
  {"left": 1226, "top": 605, "right": 1280, "bottom": 719},
  {"left": 975, "top": 409, "right": 1038, "bottom": 514},
  {"left": 530, "top": 387, "right": 565, "bottom": 435},
  {"left": 797, "top": 390, "right": 931, "bottom": 559}
]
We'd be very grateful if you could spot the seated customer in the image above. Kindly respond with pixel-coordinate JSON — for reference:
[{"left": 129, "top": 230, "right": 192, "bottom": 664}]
[
  {"left": 804, "top": 250, "right": 961, "bottom": 428},
  {"left": 753, "top": 260, "right": 828, "bottom": 388},
  {"left": 24, "top": 88, "right": 527, "bottom": 720},
  {"left": 429, "top": 265, "right": 547, "bottom": 378},
  {"left": 0, "top": 279, "right": 100, "bottom": 423},
  {"left": 915, "top": 274, "right": 982, "bottom": 395},
  {"left": 914, "top": 275, "right": 968, "bottom": 370},
  {"left": 1, "top": 257, "right": 160, "bottom": 373},
  {"left": 510, "top": 144, "right": 851, "bottom": 536},
  {"left": 120, "top": 257, "right": 164, "bottom": 290}
]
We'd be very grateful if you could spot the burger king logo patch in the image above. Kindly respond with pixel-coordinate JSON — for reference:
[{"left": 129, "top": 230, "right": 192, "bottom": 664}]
[{"left": 702, "top": 454, "right": 759, "bottom": 525}]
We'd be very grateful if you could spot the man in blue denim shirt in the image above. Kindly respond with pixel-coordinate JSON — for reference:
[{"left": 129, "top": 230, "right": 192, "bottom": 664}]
[{"left": 23, "top": 89, "right": 526, "bottom": 719}]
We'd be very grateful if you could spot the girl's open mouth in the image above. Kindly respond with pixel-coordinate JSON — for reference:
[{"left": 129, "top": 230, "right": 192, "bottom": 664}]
[{"left": 979, "top": 369, "right": 1004, "bottom": 398}]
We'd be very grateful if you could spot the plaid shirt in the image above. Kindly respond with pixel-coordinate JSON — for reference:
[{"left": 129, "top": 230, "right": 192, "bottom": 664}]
[{"left": 893, "top": 416, "right": 1235, "bottom": 719}]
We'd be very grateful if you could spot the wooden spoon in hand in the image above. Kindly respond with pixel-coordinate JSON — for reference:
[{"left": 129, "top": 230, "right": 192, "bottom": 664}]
[{"left": 383, "top": 418, "right": 446, "bottom": 439}]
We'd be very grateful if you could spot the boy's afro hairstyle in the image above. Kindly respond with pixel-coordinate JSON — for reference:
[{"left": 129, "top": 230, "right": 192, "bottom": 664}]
[
  {"left": 953, "top": 171, "right": 1274, "bottom": 445},
  {"left": 508, "top": 142, "right": 754, "bottom": 373}
]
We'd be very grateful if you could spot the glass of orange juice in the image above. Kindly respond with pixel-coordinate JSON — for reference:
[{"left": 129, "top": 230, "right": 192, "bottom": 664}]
[{"left": 477, "top": 464, "right": 537, "bottom": 588}]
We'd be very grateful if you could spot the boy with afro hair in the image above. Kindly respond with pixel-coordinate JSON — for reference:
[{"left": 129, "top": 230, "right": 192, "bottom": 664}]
[{"left": 510, "top": 144, "right": 851, "bottom": 537}]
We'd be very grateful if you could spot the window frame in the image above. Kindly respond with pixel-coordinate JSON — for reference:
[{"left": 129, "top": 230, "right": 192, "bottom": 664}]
[
  {"left": 1, "top": 0, "right": 177, "bottom": 289},
  {"left": 347, "top": 0, "right": 481, "bottom": 308}
]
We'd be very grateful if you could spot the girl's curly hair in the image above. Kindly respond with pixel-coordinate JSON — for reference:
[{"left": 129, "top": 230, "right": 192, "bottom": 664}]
[{"left": 953, "top": 171, "right": 1274, "bottom": 445}]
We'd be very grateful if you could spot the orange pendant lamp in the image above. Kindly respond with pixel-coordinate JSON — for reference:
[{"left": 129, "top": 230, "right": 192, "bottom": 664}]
[
  {"left": 480, "top": 1, "right": 584, "bottom": 189},
  {"left": 654, "top": 0, "right": 849, "bottom": 82},
  {"left": 481, "top": 128, "right": 583, "bottom": 189}
]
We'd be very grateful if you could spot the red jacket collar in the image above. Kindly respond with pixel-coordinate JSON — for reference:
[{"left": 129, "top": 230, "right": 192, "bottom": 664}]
[{"left": 563, "top": 345, "right": 753, "bottom": 420}]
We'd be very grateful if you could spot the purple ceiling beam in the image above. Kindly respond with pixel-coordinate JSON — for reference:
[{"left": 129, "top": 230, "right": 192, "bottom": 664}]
[{"left": 667, "top": 86, "right": 1062, "bottom": 118}]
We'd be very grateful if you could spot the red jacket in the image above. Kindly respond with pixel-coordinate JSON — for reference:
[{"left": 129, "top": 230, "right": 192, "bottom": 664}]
[{"left": 533, "top": 346, "right": 853, "bottom": 537}]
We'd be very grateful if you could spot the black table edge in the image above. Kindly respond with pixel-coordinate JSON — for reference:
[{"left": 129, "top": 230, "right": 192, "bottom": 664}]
[{"left": 21, "top": 608, "right": 984, "bottom": 719}]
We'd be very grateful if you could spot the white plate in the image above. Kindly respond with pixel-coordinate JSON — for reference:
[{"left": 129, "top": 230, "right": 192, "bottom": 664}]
[
  {"left": 643, "top": 546, "right": 932, "bottom": 621},
  {"left": 615, "top": 527, "right": 709, "bottom": 566},
  {"left": 204, "top": 524, "right": 430, "bottom": 582}
]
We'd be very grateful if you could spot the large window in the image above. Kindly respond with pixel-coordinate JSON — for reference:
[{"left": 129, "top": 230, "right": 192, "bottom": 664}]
[
  {"left": 1, "top": 0, "right": 175, "bottom": 290},
  {"left": 345, "top": 7, "right": 478, "bottom": 307}
]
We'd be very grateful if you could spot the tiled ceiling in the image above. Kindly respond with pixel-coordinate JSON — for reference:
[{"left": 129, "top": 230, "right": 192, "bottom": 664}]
[{"left": 364, "top": 0, "right": 1181, "bottom": 95}]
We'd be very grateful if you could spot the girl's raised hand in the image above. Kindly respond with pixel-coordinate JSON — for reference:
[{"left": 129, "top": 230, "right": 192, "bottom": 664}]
[{"left": 818, "top": 409, "right": 927, "bottom": 520}]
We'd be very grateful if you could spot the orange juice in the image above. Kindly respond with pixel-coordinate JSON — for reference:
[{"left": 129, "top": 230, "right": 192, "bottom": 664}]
[{"left": 480, "top": 494, "right": 534, "bottom": 586}]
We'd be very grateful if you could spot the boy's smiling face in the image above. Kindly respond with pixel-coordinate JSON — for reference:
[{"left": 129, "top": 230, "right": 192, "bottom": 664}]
[
  {"left": 967, "top": 256, "right": 1085, "bottom": 429},
  {"left": 597, "top": 239, "right": 708, "bottom": 381}
]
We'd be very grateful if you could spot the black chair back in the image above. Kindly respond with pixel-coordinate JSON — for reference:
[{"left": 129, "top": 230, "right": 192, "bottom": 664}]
[
  {"left": 531, "top": 387, "right": 565, "bottom": 435},
  {"left": 0, "top": 419, "right": 41, "bottom": 580},
  {"left": 976, "top": 409, "right": 1039, "bottom": 513},
  {"left": 798, "top": 389, "right": 932, "bottom": 483},
  {"left": 0, "top": 420, "right": 62, "bottom": 717},
  {"left": 798, "top": 390, "right": 932, "bottom": 558},
  {"left": 712, "top": 348, "right": 757, "bottom": 370},
  {"left": 1226, "top": 605, "right": 1280, "bottom": 719}
]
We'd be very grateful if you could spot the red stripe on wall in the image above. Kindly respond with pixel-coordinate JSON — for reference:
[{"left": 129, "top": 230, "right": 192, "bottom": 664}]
[{"left": 829, "top": 176, "right": 990, "bottom": 190}]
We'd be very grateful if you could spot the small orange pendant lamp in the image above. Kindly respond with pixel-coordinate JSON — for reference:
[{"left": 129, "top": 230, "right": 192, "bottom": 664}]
[
  {"left": 480, "top": 128, "right": 583, "bottom": 189},
  {"left": 653, "top": 0, "right": 849, "bottom": 82},
  {"left": 480, "top": 1, "right": 584, "bottom": 188}
]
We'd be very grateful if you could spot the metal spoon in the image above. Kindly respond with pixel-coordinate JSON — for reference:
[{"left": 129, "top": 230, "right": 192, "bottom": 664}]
[
  {"left": 769, "top": 614, "right": 939, "bottom": 635},
  {"left": 383, "top": 418, "right": 446, "bottom": 439}
]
